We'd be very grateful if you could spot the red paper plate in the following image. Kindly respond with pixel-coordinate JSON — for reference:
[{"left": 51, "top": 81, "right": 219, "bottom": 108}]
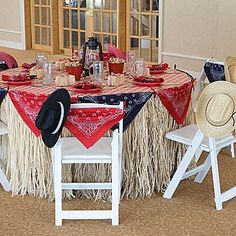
[
  {"left": 149, "top": 70, "right": 165, "bottom": 75},
  {"left": 7, "top": 80, "right": 32, "bottom": 86},
  {"left": 73, "top": 87, "right": 102, "bottom": 93},
  {"left": 133, "top": 78, "right": 164, "bottom": 87}
]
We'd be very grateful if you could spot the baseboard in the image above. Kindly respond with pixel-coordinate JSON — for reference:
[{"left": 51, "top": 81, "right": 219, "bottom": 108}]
[{"left": 0, "top": 40, "right": 25, "bottom": 50}]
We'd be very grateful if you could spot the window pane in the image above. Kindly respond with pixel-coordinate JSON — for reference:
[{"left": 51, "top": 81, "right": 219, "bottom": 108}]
[
  {"left": 80, "top": 0, "right": 86, "bottom": 8},
  {"left": 151, "top": 40, "right": 158, "bottom": 62},
  {"left": 112, "top": 13, "right": 117, "bottom": 33},
  {"left": 94, "top": 0, "right": 102, "bottom": 9},
  {"left": 111, "top": 0, "right": 117, "bottom": 10},
  {"left": 130, "top": 38, "right": 139, "bottom": 56},
  {"left": 80, "top": 11, "right": 86, "bottom": 30},
  {"left": 35, "top": 26, "right": 40, "bottom": 44},
  {"left": 130, "top": 14, "right": 139, "bottom": 36},
  {"left": 34, "top": 0, "right": 39, "bottom": 4},
  {"left": 63, "top": 0, "right": 70, "bottom": 7},
  {"left": 94, "top": 34, "right": 102, "bottom": 44},
  {"left": 48, "top": 8, "right": 50, "bottom": 26},
  {"left": 140, "top": 39, "right": 150, "bottom": 60},
  {"left": 131, "top": 0, "right": 139, "bottom": 12},
  {"left": 152, "top": 0, "right": 159, "bottom": 11},
  {"left": 41, "top": 27, "right": 47, "bottom": 45},
  {"left": 41, "top": 7, "right": 47, "bottom": 25},
  {"left": 34, "top": 7, "right": 40, "bottom": 24},
  {"left": 71, "top": 0, "right": 78, "bottom": 7},
  {"left": 63, "top": 9, "right": 70, "bottom": 28},
  {"left": 103, "top": 34, "right": 110, "bottom": 46},
  {"left": 112, "top": 35, "right": 117, "bottom": 47},
  {"left": 41, "top": 0, "right": 47, "bottom": 5},
  {"left": 72, "top": 31, "right": 78, "bottom": 49},
  {"left": 103, "top": 0, "right": 110, "bottom": 9},
  {"left": 80, "top": 32, "right": 86, "bottom": 47},
  {"left": 48, "top": 28, "right": 51, "bottom": 46},
  {"left": 71, "top": 10, "right": 78, "bottom": 29},
  {"left": 94, "top": 12, "right": 101, "bottom": 32},
  {"left": 103, "top": 12, "right": 110, "bottom": 33},
  {"left": 141, "top": 0, "right": 150, "bottom": 12},
  {"left": 64, "top": 30, "right": 70, "bottom": 48},
  {"left": 152, "top": 15, "right": 158, "bottom": 38},
  {"left": 141, "top": 15, "right": 149, "bottom": 36}
]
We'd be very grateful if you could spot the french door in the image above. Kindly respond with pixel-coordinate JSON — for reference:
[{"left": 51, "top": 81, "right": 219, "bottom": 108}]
[
  {"left": 59, "top": 0, "right": 119, "bottom": 55},
  {"left": 28, "top": 0, "right": 162, "bottom": 62},
  {"left": 31, "top": 0, "right": 52, "bottom": 51},
  {"left": 127, "top": 0, "right": 160, "bottom": 62}
]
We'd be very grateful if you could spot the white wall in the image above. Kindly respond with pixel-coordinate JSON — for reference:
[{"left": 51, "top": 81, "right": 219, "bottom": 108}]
[
  {"left": 161, "top": 0, "right": 236, "bottom": 72},
  {"left": 0, "top": 0, "right": 25, "bottom": 49}
]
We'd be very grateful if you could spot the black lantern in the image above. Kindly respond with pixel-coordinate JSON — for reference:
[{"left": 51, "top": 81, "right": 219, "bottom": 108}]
[{"left": 82, "top": 37, "right": 103, "bottom": 76}]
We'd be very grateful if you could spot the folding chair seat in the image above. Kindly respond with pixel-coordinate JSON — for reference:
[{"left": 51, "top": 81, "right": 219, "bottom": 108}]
[{"left": 52, "top": 102, "right": 124, "bottom": 226}]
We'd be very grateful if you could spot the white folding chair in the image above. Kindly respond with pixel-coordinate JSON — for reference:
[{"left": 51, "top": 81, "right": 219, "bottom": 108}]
[
  {"left": 52, "top": 102, "right": 124, "bottom": 226},
  {"left": 0, "top": 120, "right": 10, "bottom": 191},
  {"left": 163, "top": 127, "right": 236, "bottom": 210}
]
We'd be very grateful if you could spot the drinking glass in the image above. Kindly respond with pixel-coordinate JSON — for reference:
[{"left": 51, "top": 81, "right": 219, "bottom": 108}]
[
  {"left": 93, "top": 61, "right": 104, "bottom": 83},
  {"left": 35, "top": 53, "right": 48, "bottom": 69},
  {"left": 43, "top": 62, "right": 53, "bottom": 85},
  {"left": 126, "top": 50, "right": 136, "bottom": 72},
  {"left": 133, "top": 58, "right": 147, "bottom": 77}
]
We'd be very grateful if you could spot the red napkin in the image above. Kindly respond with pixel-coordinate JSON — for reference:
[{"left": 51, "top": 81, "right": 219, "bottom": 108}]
[{"left": 108, "top": 44, "right": 126, "bottom": 60}]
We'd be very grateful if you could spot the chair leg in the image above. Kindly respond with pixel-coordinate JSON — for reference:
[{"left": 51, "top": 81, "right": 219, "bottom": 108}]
[
  {"left": 118, "top": 153, "right": 122, "bottom": 203},
  {"left": 163, "top": 130, "right": 204, "bottom": 199},
  {"left": 209, "top": 138, "right": 223, "bottom": 210},
  {"left": 0, "top": 168, "right": 11, "bottom": 191},
  {"left": 230, "top": 144, "right": 235, "bottom": 158},
  {"left": 194, "top": 148, "right": 220, "bottom": 184},
  {"left": 54, "top": 149, "right": 62, "bottom": 226},
  {"left": 112, "top": 159, "right": 119, "bottom": 225}
]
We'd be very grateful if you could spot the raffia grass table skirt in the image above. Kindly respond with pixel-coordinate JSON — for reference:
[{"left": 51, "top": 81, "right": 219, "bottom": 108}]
[{"left": 0, "top": 94, "right": 194, "bottom": 201}]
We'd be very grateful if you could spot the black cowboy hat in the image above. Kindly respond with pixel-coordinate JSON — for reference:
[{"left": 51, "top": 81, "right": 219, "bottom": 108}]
[{"left": 35, "top": 89, "right": 70, "bottom": 148}]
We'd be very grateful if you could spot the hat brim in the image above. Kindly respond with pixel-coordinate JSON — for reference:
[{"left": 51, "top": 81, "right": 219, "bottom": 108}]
[
  {"left": 36, "top": 89, "right": 71, "bottom": 148},
  {"left": 225, "top": 56, "right": 236, "bottom": 83},
  {"left": 196, "top": 81, "right": 236, "bottom": 138}
]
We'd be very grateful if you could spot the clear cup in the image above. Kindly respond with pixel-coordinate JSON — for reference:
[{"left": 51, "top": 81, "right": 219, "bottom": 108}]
[
  {"left": 126, "top": 50, "right": 136, "bottom": 72},
  {"left": 133, "top": 58, "right": 147, "bottom": 77},
  {"left": 93, "top": 61, "right": 104, "bottom": 83},
  {"left": 35, "top": 53, "right": 48, "bottom": 69},
  {"left": 43, "top": 62, "right": 53, "bottom": 85}
]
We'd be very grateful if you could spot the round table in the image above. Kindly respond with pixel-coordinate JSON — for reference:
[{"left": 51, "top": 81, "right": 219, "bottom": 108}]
[{"left": 0, "top": 68, "right": 194, "bottom": 200}]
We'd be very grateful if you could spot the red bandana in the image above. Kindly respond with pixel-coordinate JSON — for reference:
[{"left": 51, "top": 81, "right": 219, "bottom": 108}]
[{"left": 153, "top": 81, "right": 194, "bottom": 124}]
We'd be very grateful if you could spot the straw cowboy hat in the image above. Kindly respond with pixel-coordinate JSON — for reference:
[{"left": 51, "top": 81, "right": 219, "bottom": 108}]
[
  {"left": 225, "top": 56, "right": 236, "bottom": 84},
  {"left": 35, "top": 89, "right": 70, "bottom": 148},
  {"left": 196, "top": 81, "right": 236, "bottom": 138}
]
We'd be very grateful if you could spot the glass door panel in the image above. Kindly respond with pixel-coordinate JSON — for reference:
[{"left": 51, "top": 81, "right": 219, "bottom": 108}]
[
  {"left": 128, "top": 0, "right": 159, "bottom": 62},
  {"left": 59, "top": 0, "right": 118, "bottom": 55},
  {"left": 31, "top": 0, "right": 52, "bottom": 50}
]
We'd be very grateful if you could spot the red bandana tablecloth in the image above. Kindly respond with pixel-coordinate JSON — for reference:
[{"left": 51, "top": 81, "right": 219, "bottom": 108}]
[
  {"left": 8, "top": 90, "right": 124, "bottom": 148},
  {"left": 1, "top": 67, "right": 193, "bottom": 147}
]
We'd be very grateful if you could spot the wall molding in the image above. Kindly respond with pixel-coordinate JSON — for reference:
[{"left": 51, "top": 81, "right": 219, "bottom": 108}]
[
  {"left": 162, "top": 52, "right": 209, "bottom": 61},
  {"left": 0, "top": 29, "right": 21, "bottom": 35},
  {"left": 0, "top": 0, "right": 25, "bottom": 50},
  {"left": 0, "top": 39, "right": 23, "bottom": 50}
]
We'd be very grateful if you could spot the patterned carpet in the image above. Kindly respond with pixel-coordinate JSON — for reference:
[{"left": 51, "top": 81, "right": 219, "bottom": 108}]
[{"left": 1, "top": 151, "right": 236, "bottom": 236}]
